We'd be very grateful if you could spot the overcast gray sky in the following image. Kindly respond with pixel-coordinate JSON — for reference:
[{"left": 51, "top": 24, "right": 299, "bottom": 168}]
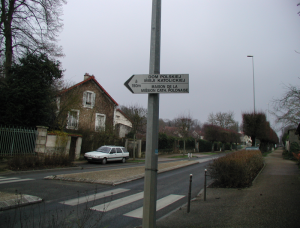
[{"left": 58, "top": 0, "right": 300, "bottom": 133}]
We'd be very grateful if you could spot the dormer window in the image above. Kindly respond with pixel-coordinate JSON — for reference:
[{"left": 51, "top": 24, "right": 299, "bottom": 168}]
[{"left": 83, "top": 91, "right": 95, "bottom": 108}]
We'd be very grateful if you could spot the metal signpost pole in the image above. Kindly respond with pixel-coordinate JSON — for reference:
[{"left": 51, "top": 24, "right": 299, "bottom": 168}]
[{"left": 142, "top": 0, "right": 161, "bottom": 228}]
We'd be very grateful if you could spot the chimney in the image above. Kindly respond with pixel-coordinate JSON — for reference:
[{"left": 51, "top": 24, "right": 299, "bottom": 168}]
[{"left": 84, "top": 73, "right": 90, "bottom": 81}]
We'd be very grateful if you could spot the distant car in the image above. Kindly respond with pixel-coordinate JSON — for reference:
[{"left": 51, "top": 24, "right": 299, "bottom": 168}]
[
  {"left": 245, "top": 147, "right": 260, "bottom": 151},
  {"left": 84, "top": 146, "right": 129, "bottom": 164}
]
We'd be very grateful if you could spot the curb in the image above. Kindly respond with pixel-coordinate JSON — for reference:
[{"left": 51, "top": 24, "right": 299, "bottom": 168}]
[
  {"left": 0, "top": 194, "right": 43, "bottom": 211},
  {"left": 252, "top": 162, "right": 266, "bottom": 185},
  {"left": 44, "top": 160, "right": 201, "bottom": 185}
]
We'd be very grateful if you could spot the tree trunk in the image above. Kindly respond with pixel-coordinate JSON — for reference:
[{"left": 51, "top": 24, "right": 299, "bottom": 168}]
[
  {"left": 2, "top": 0, "right": 15, "bottom": 78},
  {"left": 251, "top": 136, "right": 256, "bottom": 146},
  {"left": 211, "top": 142, "right": 214, "bottom": 152}
]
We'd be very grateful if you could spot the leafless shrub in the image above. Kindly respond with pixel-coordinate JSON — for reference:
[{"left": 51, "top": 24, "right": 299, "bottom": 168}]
[{"left": 208, "top": 150, "right": 264, "bottom": 188}]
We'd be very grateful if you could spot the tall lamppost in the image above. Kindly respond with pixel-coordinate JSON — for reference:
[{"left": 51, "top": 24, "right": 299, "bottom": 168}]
[{"left": 247, "top": 55, "right": 255, "bottom": 113}]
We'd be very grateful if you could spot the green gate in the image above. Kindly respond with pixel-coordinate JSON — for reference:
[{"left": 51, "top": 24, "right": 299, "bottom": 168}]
[{"left": 0, "top": 126, "right": 37, "bottom": 156}]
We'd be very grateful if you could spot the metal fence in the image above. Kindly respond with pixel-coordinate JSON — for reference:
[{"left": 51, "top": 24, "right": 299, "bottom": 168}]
[{"left": 0, "top": 126, "right": 37, "bottom": 156}]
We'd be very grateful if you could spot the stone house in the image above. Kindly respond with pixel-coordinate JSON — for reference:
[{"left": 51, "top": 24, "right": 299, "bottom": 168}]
[
  {"left": 240, "top": 133, "right": 252, "bottom": 146},
  {"left": 57, "top": 73, "right": 119, "bottom": 132},
  {"left": 286, "top": 125, "right": 300, "bottom": 151},
  {"left": 159, "top": 126, "right": 183, "bottom": 138},
  {"left": 191, "top": 130, "right": 204, "bottom": 139}
]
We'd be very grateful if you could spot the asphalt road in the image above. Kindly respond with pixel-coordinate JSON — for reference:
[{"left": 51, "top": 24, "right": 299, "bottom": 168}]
[{"left": 0, "top": 157, "right": 216, "bottom": 228}]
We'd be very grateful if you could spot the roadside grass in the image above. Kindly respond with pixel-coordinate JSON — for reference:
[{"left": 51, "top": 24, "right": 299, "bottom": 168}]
[
  {"left": 202, "top": 152, "right": 218, "bottom": 155},
  {"left": 170, "top": 155, "right": 189, "bottom": 158},
  {"left": 127, "top": 159, "right": 145, "bottom": 163}
]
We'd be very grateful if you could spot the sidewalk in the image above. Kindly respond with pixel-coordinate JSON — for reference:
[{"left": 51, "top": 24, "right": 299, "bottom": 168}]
[{"left": 156, "top": 149, "right": 300, "bottom": 228}]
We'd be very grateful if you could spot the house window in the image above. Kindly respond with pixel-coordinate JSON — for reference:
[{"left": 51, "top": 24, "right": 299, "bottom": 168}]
[
  {"left": 83, "top": 91, "right": 95, "bottom": 108},
  {"left": 95, "top": 113, "right": 106, "bottom": 131},
  {"left": 67, "top": 110, "right": 80, "bottom": 130}
]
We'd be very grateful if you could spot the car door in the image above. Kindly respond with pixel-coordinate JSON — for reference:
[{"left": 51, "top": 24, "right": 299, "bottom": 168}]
[
  {"left": 116, "top": 148, "right": 123, "bottom": 161},
  {"left": 108, "top": 148, "right": 117, "bottom": 161}
]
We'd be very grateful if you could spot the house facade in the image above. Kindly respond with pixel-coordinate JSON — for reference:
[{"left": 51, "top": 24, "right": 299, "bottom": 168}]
[
  {"left": 57, "top": 73, "right": 119, "bottom": 132},
  {"left": 191, "top": 130, "right": 204, "bottom": 139},
  {"left": 286, "top": 128, "right": 300, "bottom": 151},
  {"left": 114, "top": 109, "right": 133, "bottom": 138}
]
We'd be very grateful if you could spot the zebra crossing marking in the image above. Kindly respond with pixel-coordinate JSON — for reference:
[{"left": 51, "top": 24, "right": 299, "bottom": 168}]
[
  {"left": 90, "top": 192, "right": 144, "bottom": 212},
  {"left": 124, "top": 194, "right": 185, "bottom": 218},
  {"left": 61, "top": 188, "right": 130, "bottom": 206},
  {"left": 0, "top": 176, "right": 34, "bottom": 185}
]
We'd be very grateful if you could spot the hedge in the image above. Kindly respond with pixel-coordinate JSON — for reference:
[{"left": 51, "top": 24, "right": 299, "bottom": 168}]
[
  {"left": 208, "top": 150, "right": 264, "bottom": 188},
  {"left": 158, "top": 133, "right": 213, "bottom": 152}
]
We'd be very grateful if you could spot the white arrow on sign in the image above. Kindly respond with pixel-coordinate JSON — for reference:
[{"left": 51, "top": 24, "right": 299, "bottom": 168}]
[{"left": 124, "top": 74, "right": 189, "bottom": 94}]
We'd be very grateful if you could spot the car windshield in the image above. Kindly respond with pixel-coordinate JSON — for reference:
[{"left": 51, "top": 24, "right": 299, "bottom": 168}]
[{"left": 96, "top": 146, "right": 111, "bottom": 153}]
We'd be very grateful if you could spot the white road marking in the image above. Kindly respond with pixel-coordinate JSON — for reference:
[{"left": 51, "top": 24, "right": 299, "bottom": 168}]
[
  {"left": 0, "top": 177, "right": 34, "bottom": 184},
  {"left": 124, "top": 194, "right": 185, "bottom": 218},
  {"left": 90, "top": 192, "right": 144, "bottom": 212},
  {"left": 61, "top": 188, "right": 130, "bottom": 206}
]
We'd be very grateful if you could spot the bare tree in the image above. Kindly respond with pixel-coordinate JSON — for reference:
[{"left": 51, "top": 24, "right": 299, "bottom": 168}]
[
  {"left": 174, "top": 113, "right": 194, "bottom": 153},
  {"left": 119, "top": 103, "right": 147, "bottom": 136},
  {"left": 271, "top": 84, "right": 300, "bottom": 128},
  {"left": 207, "top": 112, "right": 217, "bottom": 125},
  {"left": 191, "top": 119, "right": 202, "bottom": 131},
  {"left": 207, "top": 111, "right": 236, "bottom": 129},
  {"left": 203, "top": 124, "right": 222, "bottom": 152},
  {"left": 0, "top": 0, "right": 66, "bottom": 77}
]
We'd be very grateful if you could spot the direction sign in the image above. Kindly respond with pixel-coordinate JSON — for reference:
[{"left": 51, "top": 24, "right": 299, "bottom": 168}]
[{"left": 124, "top": 74, "right": 189, "bottom": 94}]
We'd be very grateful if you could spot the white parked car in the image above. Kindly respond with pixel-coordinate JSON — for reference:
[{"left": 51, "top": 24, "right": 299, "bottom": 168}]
[{"left": 84, "top": 146, "right": 129, "bottom": 164}]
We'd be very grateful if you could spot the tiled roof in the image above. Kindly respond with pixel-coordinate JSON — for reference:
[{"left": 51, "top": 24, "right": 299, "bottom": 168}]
[{"left": 59, "top": 76, "right": 118, "bottom": 106}]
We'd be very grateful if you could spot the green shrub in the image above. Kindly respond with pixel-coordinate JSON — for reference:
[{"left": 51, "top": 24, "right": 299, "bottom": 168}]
[
  {"left": 198, "top": 139, "right": 212, "bottom": 152},
  {"left": 290, "top": 142, "right": 300, "bottom": 153},
  {"left": 208, "top": 150, "right": 264, "bottom": 188},
  {"left": 78, "top": 128, "right": 121, "bottom": 154}
]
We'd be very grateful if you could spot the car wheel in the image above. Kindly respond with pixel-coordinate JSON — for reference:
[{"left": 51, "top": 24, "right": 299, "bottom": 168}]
[
  {"left": 102, "top": 158, "right": 107, "bottom": 165},
  {"left": 122, "top": 158, "right": 126, "bottom": 163}
]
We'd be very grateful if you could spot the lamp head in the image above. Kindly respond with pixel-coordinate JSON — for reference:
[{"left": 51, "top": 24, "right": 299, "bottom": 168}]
[{"left": 247, "top": 55, "right": 253, "bottom": 57}]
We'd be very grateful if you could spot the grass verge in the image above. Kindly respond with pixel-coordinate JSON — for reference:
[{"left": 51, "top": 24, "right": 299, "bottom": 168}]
[{"left": 127, "top": 159, "right": 145, "bottom": 163}]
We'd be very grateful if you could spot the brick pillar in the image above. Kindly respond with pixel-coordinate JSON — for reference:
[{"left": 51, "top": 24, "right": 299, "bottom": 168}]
[{"left": 35, "top": 126, "right": 48, "bottom": 154}]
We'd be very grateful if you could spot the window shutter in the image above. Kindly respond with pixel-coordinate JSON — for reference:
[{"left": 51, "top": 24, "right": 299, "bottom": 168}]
[
  {"left": 83, "top": 91, "right": 87, "bottom": 107},
  {"left": 91, "top": 92, "right": 95, "bottom": 108},
  {"left": 76, "top": 111, "right": 79, "bottom": 129},
  {"left": 101, "top": 115, "right": 106, "bottom": 130},
  {"left": 66, "top": 111, "right": 70, "bottom": 129},
  {"left": 95, "top": 114, "right": 99, "bottom": 131}
]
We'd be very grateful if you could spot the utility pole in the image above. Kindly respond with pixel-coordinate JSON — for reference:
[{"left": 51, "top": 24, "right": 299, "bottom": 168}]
[{"left": 142, "top": 0, "right": 161, "bottom": 227}]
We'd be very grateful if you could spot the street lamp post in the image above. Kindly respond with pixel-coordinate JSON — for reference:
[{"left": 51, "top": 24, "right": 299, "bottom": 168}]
[{"left": 247, "top": 55, "right": 255, "bottom": 114}]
